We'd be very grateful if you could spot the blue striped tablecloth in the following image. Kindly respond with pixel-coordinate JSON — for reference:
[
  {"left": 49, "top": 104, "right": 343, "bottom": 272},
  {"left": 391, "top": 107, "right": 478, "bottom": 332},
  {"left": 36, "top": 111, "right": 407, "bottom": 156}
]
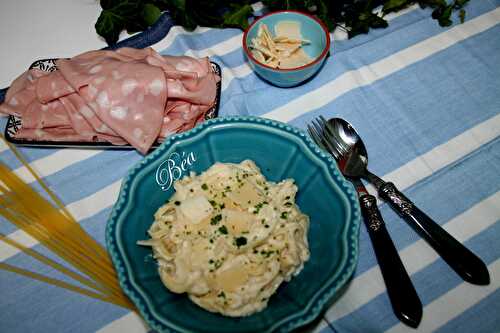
[{"left": 1, "top": 1, "right": 499, "bottom": 332}]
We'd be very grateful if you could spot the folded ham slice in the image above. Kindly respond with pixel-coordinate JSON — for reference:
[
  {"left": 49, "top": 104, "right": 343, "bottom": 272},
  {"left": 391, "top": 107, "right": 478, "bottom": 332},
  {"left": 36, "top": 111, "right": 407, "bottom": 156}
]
[{"left": 0, "top": 47, "right": 220, "bottom": 154}]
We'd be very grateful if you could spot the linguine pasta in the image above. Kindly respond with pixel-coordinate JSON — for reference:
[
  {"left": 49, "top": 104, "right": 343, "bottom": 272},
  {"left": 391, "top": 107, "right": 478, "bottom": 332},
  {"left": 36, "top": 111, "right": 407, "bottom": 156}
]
[{"left": 139, "top": 160, "right": 310, "bottom": 316}]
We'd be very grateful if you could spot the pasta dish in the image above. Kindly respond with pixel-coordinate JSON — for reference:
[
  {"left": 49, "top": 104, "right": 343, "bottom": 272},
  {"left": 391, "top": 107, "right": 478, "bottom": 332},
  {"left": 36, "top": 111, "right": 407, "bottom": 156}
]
[{"left": 138, "top": 160, "right": 310, "bottom": 316}]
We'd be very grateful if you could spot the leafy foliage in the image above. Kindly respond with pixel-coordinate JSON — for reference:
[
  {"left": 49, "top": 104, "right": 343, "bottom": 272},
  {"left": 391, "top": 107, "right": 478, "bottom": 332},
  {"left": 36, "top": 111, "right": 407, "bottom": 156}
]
[{"left": 95, "top": 0, "right": 471, "bottom": 45}]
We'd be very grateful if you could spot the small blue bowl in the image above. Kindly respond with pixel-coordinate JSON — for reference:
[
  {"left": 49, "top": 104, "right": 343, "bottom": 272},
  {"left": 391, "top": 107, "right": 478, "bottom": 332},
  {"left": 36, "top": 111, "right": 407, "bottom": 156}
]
[
  {"left": 106, "top": 116, "right": 360, "bottom": 333},
  {"left": 243, "top": 11, "right": 331, "bottom": 87}
]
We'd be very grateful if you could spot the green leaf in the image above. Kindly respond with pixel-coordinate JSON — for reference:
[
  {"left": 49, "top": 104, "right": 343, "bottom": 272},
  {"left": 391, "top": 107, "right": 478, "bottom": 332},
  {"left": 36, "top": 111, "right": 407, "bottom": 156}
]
[
  {"left": 124, "top": 20, "right": 148, "bottom": 34},
  {"left": 459, "top": 8, "right": 466, "bottom": 23},
  {"left": 222, "top": 4, "right": 253, "bottom": 30},
  {"left": 433, "top": 5, "right": 453, "bottom": 27},
  {"left": 454, "top": 0, "right": 470, "bottom": 9},
  {"left": 165, "top": 0, "right": 186, "bottom": 12},
  {"left": 94, "top": 0, "right": 470, "bottom": 44},
  {"left": 142, "top": 4, "right": 162, "bottom": 26},
  {"left": 316, "top": 12, "right": 335, "bottom": 31},
  {"left": 95, "top": 10, "right": 125, "bottom": 45},
  {"left": 315, "top": 0, "right": 335, "bottom": 31},
  {"left": 370, "top": 15, "right": 389, "bottom": 29},
  {"left": 100, "top": 0, "right": 118, "bottom": 10},
  {"left": 95, "top": 0, "right": 143, "bottom": 45},
  {"left": 382, "top": 0, "right": 409, "bottom": 14},
  {"left": 418, "top": 0, "right": 447, "bottom": 9},
  {"left": 162, "top": 0, "right": 198, "bottom": 31}
]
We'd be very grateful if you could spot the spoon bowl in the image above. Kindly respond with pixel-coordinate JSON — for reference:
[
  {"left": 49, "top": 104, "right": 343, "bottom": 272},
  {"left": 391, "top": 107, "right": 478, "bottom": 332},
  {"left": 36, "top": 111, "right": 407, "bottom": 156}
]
[{"left": 325, "top": 117, "right": 360, "bottom": 156}]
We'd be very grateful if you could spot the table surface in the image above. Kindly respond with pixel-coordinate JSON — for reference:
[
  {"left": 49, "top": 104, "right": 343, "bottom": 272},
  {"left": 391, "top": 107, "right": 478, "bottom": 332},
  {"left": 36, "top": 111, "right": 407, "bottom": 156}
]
[{"left": 1, "top": 1, "right": 500, "bottom": 333}]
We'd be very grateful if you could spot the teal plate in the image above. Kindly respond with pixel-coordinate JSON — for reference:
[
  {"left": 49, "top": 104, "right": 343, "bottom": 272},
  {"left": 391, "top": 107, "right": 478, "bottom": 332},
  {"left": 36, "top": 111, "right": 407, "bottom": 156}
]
[{"left": 106, "top": 116, "right": 361, "bottom": 333}]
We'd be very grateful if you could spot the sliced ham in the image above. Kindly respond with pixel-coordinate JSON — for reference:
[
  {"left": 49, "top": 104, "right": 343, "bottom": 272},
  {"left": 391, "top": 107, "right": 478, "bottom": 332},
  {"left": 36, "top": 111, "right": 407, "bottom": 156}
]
[
  {"left": 21, "top": 100, "right": 71, "bottom": 129},
  {"left": 36, "top": 71, "right": 75, "bottom": 103},
  {"left": 0, "top": 47, "right": 220, "bottom": 154}
]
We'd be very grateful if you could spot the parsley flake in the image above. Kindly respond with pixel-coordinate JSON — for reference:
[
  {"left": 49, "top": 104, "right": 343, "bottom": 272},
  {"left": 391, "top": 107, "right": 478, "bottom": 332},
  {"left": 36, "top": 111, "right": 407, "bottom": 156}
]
[
  {"left": 235, "top": 236, "right": 247, "bottom": 247},
  {"left": 210, "top": 214, "right": 222, "bottom": 225},
  {"left": 218, "top": 225, "right": 228, "bottom": 234}
]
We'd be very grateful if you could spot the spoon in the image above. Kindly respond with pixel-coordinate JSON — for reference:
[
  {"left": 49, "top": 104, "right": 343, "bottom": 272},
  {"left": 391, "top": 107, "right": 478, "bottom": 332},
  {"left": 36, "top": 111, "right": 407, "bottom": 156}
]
[
  {"left": 308, "top": 123, "right": 423, "bottom": 328},
  {"left": 318, "top": 116, "right": 490, "bottom": 286}
]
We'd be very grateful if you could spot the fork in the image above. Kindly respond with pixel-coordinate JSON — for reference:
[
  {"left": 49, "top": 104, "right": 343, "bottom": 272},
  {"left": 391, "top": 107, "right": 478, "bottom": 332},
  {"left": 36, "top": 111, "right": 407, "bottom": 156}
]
[{"left": 307, "top": 122, "right": 423, "bottom": 328}]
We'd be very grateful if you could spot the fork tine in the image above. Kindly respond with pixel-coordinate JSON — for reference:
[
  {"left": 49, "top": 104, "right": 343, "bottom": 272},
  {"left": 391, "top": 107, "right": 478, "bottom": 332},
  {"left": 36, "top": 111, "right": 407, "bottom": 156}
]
[
  {"left": 311, "top": 119, "right": 323, "bottom": 137},
  {"left": 308, "top": 124, "right": 328, "bottom": 152},
  {"left": 308, "top": 118, "right": 341, "bottom": 159},
  {"left": 314, "top": 118, "right": 344, "bottom": 158},
  {"left": 314, "top": 116, "right": 326, "bottom": 129},
  {"left": 322, "top": 132, "right": 341, "bottom": 160},
  {"left": 322, "top": 118, "right": 350, "bottom": 157},
  {"left": 307, "top": 124, "right": 326, "bottom": 150},
  {"left": 318, "top": 116, "right": 338, "bottom": 141},
  {"left": 319, "top": 115, "right": 328, "bottom": 127},
  {"left": 312, "top": 119, "right": 329, "bottom": 147}
]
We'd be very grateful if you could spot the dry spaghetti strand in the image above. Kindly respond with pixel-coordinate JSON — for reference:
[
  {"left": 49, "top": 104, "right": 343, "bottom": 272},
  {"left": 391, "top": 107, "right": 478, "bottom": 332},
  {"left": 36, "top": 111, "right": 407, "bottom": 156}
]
[
  {"left": 0, "top": 178, "right": 122, "bottom": 295},
  {"left": 0, "top": 169, "right": 129, "bottom": 306},
  {"left": 0, "top": 263, "right": 133, "bottom": 309},
  {"left": 0, "top": 232, "right": 131, "bottom": 305},
  {"left": 0, "top": 135, "right": 135, "bottom": 311},
  {"left": 1, "top": 139, "right": 111, "bottom": 263},
  {"left": 0, "top": 168, "right": 124, "bottom": 297},
  {"left": 0, "top": 232, "right": 104, "bottom": 293}
]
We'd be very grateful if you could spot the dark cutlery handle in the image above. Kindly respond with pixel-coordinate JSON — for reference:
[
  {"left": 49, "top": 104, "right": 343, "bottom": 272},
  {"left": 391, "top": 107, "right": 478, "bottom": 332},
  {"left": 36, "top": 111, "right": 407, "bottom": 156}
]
[
  {"left": 359, "top": 194, "right": 422, "bottom": 328},
  {"left": 378, "top": 182, "right": 490, "bottom": 285}
]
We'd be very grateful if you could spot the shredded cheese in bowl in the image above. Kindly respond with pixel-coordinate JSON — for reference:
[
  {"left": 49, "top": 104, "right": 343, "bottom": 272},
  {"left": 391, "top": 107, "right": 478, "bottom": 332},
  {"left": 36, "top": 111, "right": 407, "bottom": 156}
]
[
  {"left": 138, "top": 160, "right": 310, "bottom": 316},
  {"left": 249, "top": 22, "right": 312, "bottom": 69}
]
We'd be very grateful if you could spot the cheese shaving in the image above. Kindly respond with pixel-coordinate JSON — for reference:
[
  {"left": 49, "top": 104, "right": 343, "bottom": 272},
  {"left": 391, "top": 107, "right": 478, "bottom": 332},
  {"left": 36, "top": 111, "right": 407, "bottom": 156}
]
[{"left": 249, "top": 22, "right": 312, "bottom": 69}]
